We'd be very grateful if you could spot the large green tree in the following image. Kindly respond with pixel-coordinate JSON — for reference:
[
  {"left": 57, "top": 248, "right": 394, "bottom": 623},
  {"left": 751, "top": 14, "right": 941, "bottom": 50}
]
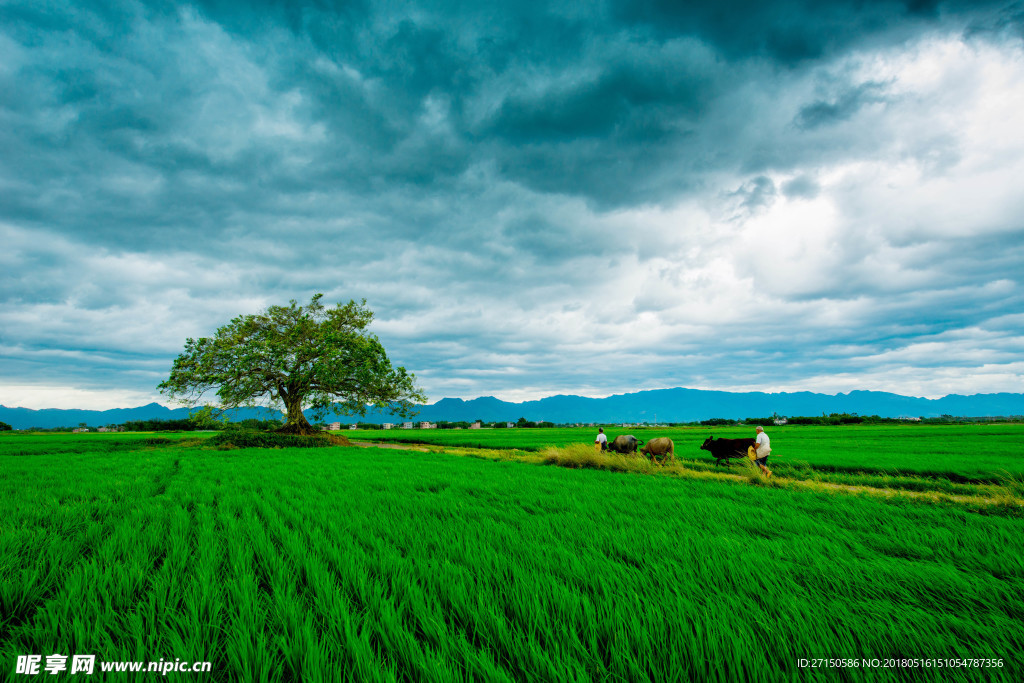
[{"left": 158, "top": 295, "right": 425, "bottom": 435}]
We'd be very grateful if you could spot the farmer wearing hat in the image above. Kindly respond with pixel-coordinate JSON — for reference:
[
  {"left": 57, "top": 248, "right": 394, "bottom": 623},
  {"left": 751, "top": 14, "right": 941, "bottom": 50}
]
[{"left": 753, "top": 426, "right": 772, "bottom": 477}]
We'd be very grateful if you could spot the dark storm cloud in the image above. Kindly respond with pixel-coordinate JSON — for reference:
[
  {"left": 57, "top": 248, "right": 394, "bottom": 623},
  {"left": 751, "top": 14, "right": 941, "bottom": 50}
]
[
  {"left": 611, "top": 0, "right": 1005, "bottom": 62},
  {"left": 481, "top": 42, "right": 713, "bottom": 143},
  {"left": 1, "top": 0, "right": 1012, "bottom": 240},
  {"left": 795, "top": 82, "right": 891, "bottom": 129}
]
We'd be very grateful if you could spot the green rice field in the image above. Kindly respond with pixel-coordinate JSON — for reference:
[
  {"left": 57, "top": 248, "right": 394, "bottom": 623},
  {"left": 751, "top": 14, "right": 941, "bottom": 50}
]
[{"left": 2, "top": 427, "right": 1022, "bottom": 681}]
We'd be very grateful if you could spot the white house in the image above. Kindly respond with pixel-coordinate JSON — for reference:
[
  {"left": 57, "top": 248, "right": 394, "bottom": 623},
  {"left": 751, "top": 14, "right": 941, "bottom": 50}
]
[
  {"left": 328, "top": 422, "right": 341, "bottom": 431},
  {"left": 402, "top": 422, "right": 413, "bottom": 429},
  {"left": 469, "top": 422, "right": 481, "bottom": 429},
  {"left": 383, "top": 423, "right": 394, "bottom": 430}
]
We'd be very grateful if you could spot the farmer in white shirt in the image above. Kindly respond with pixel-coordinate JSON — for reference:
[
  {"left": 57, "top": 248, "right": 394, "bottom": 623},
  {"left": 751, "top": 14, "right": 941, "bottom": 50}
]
[
  {"left": 753, "top": 426, "right": 772, "bottom": 477},
  {"left": 595, "top": 427, "right": 608, "bottom": 452}
]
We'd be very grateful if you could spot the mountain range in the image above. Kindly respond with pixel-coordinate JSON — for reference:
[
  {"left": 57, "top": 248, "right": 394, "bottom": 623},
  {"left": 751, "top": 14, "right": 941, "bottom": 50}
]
[{"left": 3, "top": 388, "right": 1024, "bottom": 429}]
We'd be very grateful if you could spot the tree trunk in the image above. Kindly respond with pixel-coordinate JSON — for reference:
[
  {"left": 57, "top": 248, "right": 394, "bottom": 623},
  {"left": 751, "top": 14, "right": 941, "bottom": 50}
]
[{"left": 278, "top": 395, "right": 316, "bottom": 435}]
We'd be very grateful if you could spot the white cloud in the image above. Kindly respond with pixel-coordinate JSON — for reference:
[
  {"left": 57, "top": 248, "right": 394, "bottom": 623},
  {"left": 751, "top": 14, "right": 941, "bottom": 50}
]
[
  {"left": 738, "top": 361, "right": 1024, "bottom": 400},
  {"left": 0, "top": 385, "right": 163, "bottom": 411}
]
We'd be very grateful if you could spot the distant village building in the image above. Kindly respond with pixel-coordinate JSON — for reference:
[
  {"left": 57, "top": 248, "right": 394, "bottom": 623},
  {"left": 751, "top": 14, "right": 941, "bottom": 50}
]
[
  {"left": 773, "top": 417, "right": 788, "bottom": 425},
  {"left": 349, "top": 424, "right": 357, "bottom": 430},
  {"left": 402, "top": 422, "right": 413, "bottom": 429},
  {"left": 383, "top": 423, "right": 394, "bottom": 430},
  {"left": 506, "top": 422, "right": 515, "bottom": 428},
  {"left": 469, "top": 422, "right": 481, "bottom": 429},
  {"left": 328, "top": 422, "right": 341, "bottom": 431},
  {"left": 72, "top": 428, "right": 89, "bottom": 433},
  {"left": 419, "top": 422, "right": 437, "bottom": 429}
]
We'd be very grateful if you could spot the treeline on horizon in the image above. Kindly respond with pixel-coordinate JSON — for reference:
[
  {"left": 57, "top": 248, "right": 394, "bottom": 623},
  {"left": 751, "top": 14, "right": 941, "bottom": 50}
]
[
  {"left": 704, "top": 413, "right": 1024, "bottom": 426},
  {"left": 10, "top": 412, "right": 1024, "bottom": 433}
]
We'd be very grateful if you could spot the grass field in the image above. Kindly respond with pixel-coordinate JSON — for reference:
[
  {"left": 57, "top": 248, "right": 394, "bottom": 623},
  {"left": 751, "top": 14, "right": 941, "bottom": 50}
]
[{"left": 2, "top": 428, "right": 1022, "bottom": 681}]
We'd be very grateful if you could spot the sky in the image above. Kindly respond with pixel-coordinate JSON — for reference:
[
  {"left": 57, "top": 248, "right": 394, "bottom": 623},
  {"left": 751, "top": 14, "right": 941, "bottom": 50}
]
[{"left": 2, "top": 0, "right": 1024, "bottom": 410}]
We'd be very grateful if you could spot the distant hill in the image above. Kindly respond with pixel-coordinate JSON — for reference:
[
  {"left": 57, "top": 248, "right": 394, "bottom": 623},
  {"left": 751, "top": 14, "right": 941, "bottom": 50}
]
[
  {"left": 5, "top": 388, "right": 1021, "bottom": 429},
  {"left": 329, "top": 389, "right": 1024, "bottom": 424},
  {"left": 0, "top": 403, "right": 278, "bottom": 430}
]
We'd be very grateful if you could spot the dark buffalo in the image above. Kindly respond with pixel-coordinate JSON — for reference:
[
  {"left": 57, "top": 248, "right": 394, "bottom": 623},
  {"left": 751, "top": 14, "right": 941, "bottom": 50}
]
[
  {"left": 640, "top": 437, "right": 674, "bottom": 464},
  {"left": 700, "top": 436, "right": 756, "bottom": 467},
  {"left": 608, "top": 435, "right": 639, "bottom": 454}
]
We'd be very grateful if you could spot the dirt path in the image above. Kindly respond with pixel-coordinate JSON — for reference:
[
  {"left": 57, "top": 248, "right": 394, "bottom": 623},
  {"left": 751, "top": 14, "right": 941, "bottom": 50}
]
[{"left": 349, "top": 440, "right": 1023, "bottom": 509}]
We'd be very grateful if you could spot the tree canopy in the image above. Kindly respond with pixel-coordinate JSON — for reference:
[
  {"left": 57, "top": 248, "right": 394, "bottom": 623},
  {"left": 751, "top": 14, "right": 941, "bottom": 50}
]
[{"left": 158, "top": 295, "right": 425, "bottom": 434}]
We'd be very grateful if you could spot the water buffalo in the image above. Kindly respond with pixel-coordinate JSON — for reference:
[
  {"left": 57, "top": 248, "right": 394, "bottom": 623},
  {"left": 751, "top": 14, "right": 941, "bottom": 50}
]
[
  {"left": 608, "top": 434, "right": 639, "bottom": 454},
  {"left": 700, "top": 436, "right": 756, "bottom": 467},
  {"left": 640, "top": 437, "right": 674, "bottom": 464}
]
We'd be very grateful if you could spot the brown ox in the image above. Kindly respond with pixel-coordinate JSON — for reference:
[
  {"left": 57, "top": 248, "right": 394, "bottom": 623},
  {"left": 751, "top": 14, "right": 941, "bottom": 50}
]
[{"left": 640, "top": 437, "right": 674, "bottom": 465}]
